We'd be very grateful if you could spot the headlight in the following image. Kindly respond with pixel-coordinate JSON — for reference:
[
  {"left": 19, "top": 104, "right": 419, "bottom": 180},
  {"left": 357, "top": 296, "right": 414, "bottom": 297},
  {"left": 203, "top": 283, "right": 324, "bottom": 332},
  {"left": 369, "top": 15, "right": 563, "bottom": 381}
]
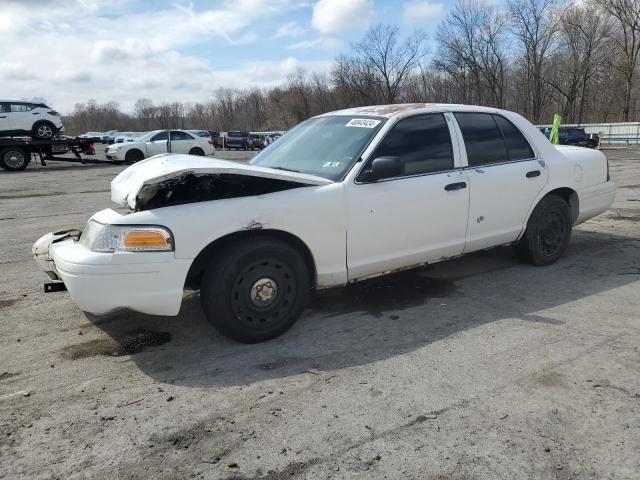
[{"left": 80, "top": 221, "right": 174, "bottom": 252}]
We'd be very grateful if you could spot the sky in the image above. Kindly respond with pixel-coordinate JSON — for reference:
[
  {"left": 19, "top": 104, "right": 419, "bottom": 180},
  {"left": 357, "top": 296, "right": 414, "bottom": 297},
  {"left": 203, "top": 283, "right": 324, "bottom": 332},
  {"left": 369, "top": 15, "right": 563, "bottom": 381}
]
[{"left": 0, "top": 0, "right": 452, "bottom": 113}]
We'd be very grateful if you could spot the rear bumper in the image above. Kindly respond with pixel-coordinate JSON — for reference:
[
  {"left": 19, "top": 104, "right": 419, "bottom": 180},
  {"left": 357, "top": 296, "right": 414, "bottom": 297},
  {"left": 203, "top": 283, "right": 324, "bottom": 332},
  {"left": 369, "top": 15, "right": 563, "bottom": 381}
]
[
  {"left": 33, "top": 233, "right": 191, "bottom": 316},
  {"left": 576, "top": 181, "right": 616, "bottom": 224}
]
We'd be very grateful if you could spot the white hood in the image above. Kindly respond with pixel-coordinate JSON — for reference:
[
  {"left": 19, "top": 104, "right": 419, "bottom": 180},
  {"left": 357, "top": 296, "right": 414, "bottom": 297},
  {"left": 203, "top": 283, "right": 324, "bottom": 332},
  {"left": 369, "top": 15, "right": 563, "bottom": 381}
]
[{"left": 111, "top": 154, "right": 333, "bottom": 209}]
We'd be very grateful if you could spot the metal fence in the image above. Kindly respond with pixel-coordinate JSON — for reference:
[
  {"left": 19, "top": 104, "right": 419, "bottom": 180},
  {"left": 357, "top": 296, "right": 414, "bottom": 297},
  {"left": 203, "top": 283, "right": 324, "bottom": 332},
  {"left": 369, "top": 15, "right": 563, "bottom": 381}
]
[{"left": 536, "top": 122, "right": 640, "bottom": 145}]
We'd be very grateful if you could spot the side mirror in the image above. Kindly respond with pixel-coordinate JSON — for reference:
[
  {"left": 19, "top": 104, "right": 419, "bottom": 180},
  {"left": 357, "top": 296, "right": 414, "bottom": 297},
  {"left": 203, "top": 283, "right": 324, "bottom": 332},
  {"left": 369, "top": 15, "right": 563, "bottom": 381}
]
[{"left": 364, "top": 156, "right": 404, "bottom": 181}]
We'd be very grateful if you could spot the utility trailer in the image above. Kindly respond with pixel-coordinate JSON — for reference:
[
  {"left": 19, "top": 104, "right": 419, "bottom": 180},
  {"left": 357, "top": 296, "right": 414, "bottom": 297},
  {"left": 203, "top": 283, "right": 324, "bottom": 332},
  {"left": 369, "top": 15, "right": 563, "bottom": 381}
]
[{"left": 0, "top": 136, "right": 97, "bottom": 171}]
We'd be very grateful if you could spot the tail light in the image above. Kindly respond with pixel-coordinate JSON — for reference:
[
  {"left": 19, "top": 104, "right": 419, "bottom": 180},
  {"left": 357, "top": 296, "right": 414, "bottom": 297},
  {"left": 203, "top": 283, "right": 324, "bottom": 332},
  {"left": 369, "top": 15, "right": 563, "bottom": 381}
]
[
  {"left": 208, "top": 140, "right": 214, "bottom": 145},
  {"left": 48, "top": 110, "right": 60, "bottom": 116}
]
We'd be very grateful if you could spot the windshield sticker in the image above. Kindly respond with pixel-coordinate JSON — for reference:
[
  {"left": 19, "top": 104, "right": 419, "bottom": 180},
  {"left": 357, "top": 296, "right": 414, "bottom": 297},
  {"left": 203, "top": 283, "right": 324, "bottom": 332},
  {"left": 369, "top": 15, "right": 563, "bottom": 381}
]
[
  {"left": 322, "top": 161, "right": 342, "bottom": 169},
  {"left": 346, "top": 118, "right": 381, "bottom": 128}
]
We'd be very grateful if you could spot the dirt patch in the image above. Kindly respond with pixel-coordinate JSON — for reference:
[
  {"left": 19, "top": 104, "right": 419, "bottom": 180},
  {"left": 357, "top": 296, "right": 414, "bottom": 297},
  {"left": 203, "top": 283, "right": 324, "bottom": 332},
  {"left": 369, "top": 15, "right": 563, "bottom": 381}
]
[
  {"left": 0, "top": 371, "right": 19, "bottom": 381},
  {"left": 59, "top": 329, "right": 171, "bottom": 360},
  {"left": 0, "top": 298, "right": 19, "bottom": 309},
  {"left": 310, "top": 269, "right": 458, "bottom": 318}
]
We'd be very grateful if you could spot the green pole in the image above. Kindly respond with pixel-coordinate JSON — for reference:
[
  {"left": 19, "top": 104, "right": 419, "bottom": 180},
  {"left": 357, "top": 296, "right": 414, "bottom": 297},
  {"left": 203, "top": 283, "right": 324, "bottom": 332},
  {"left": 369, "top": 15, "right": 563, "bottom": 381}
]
[{"left": 550, "top": 114, "right": 561, "bottom": 145}]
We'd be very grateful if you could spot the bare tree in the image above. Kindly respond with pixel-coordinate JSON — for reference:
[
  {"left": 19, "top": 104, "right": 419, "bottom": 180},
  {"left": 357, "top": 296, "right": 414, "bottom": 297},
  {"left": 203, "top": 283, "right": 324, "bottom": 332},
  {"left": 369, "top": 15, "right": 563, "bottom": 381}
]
[{"left": 591, "top": 0, "right": 640, "bottom": 121}]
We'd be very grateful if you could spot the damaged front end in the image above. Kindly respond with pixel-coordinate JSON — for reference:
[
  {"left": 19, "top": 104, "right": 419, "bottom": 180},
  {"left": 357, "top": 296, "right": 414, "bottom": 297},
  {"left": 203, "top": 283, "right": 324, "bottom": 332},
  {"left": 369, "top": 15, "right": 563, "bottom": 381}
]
[
  {"left": 110, "top": 154, "right": 333, "bottom": 211},
  {"left": 32, "top": 229, "right": 82, "bottom": 291},
  {"left": 135, "top": 173, "right": 310, "bottom": 211}
]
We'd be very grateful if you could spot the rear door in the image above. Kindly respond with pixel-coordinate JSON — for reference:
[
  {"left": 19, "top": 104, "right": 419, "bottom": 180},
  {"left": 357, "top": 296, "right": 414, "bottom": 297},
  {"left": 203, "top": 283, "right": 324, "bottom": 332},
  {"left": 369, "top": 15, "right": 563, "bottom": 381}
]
[
  {"left": 453, "top": 112, "right": 548, "bottom": 252},
  {"left": 7, "top": 102, "right": 34, "bottom": 132},
  {"left": 0, "top": 103, "right": 9, "bottom": 131}
]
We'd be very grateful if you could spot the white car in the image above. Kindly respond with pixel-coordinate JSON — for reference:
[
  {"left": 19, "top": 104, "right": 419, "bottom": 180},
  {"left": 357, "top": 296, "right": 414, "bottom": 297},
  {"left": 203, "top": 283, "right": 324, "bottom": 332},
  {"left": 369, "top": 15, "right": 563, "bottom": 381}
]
[
  {"left": 33, "top": 104, "right": 615, "bottom": 343},
  {"left": 105, "top": 129, "right": 215, "bottom": 162},
  {"left": 0, "top": 99, "right": 64, "bottom": 139}
]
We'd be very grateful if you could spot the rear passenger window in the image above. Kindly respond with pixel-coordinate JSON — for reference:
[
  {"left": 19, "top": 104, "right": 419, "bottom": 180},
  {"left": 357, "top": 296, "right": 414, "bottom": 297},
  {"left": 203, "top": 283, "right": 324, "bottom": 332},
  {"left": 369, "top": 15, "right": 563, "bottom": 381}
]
[
  {"left": 371, "top": 113, "right": 454, "bottom": 177},
  {"left": 9, "top": 103, "right": 32, "bottom": 112},
  {"left": 493, "top": 115, "right": 534, "bottom": 160},
  {"left": 455, "top": 113, "right": 508, "bottom": 166}
]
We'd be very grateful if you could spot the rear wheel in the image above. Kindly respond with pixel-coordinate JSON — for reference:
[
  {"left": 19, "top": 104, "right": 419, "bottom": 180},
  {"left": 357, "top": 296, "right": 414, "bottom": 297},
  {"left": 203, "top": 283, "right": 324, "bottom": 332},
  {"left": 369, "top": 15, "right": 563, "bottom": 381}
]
[
  {"left": 200, "top": 237, "right": 310, "bottom": 343},
  {"left": 515, "top": 195, "right": 572, "bottom": 266},
  {"left": 125, "top": 149, "right": 144, "bottom": 163},
  {"left": 32, "top": 122, "right": 56, "bottom": 139},
  {"left": 189, "top": 147, "right": 205, "bottom": 156}
]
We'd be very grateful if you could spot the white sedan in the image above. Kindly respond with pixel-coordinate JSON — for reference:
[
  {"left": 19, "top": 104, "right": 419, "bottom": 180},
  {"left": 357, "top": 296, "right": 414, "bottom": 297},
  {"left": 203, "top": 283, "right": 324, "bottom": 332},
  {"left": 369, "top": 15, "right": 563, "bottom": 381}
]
[
  {"left": 105, "top": 129, "right": 215, "bottom": 162},
  {"left": 33, "top": 104, "right": 615, "bottom": 343}
]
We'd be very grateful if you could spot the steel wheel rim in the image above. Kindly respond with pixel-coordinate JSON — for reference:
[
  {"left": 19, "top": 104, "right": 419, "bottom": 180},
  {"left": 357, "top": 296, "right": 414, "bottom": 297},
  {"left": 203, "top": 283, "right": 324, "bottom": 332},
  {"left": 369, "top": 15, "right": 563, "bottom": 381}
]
[
  {"left": 4, "top": 150, "right": 26, "bottom": 169},
  {"left": 539, "top": 209, "right": 566, "bottom": 256},
  {"left": 231, "top": 259, "right": 296, "bottom": 330}
]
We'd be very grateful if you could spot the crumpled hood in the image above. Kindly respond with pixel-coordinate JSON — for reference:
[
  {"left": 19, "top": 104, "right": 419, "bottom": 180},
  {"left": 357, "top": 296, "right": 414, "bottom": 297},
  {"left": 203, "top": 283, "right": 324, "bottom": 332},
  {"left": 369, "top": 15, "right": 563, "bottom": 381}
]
[{"left": 111, "top": 154, "right": 333, "bottom": 210}]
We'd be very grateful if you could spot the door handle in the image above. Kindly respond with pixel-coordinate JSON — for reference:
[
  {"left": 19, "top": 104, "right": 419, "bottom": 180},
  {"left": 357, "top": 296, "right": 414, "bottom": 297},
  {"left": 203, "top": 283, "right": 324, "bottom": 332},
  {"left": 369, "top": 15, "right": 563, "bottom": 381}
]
[
  {"left": 444, "top": 182, "right": 467, "bottom": 191},
  {"left": 0, "top": 116, "right": 6, "bottom": 118},
  {"left": 526, "top": 170, "right": 541, "bottom": 178}
]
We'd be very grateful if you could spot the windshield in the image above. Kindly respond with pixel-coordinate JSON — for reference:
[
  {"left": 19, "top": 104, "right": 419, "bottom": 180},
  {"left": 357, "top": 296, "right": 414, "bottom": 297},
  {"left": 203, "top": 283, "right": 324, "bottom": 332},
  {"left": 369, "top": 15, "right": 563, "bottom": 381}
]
[{"left": 251, "top": 116, "right": 385, "bottom": 181}]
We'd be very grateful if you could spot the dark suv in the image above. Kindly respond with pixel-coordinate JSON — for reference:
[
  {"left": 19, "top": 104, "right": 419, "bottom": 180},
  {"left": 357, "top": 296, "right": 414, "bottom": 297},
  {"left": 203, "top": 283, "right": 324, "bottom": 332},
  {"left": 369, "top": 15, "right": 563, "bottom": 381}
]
[
  {"left": 225, "top": 130, "right": 250, "bottom": 150},
  {"left": 542, "top": 127, "right": 599, "bottom": 149}
]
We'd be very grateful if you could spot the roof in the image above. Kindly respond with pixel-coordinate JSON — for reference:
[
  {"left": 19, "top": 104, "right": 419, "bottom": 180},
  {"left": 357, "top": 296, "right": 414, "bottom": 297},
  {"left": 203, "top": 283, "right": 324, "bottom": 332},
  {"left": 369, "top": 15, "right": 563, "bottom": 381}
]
[{"left": 319, "top": 103, "right": 501, "bottom": 118}]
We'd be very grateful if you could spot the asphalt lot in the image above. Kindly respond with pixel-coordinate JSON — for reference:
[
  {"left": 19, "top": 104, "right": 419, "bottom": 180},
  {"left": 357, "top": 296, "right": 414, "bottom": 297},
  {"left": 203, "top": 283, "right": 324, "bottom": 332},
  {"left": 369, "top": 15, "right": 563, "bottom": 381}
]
[{"left": 1, "top": 147, "right": 639, "bottom": 479}]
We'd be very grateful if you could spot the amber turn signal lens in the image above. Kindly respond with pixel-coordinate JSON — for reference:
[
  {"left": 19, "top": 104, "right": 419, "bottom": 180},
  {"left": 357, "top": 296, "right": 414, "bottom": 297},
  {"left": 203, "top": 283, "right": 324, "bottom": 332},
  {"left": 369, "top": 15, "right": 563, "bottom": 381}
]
[{"left": 123, "top": 230, "right": 169, "bottom": 249}]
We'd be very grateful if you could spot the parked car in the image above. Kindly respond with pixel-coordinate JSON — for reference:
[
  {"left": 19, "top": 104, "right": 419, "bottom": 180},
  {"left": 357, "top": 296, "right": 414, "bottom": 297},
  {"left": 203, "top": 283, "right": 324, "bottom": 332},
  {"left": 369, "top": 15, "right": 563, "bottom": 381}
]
[
  {"left": 248, "top": 133, "right": 265, "bottom": 149},
  {"left": 104, "top": 129, "right": 214, "bottom": 162},
  {"left": 102, "top": 130, "right": 119, "bottom": 144},
  {"left": 33, "top": 104, "right": 615, "bottom": 343},
  {"left": 541, "top": 127, "right": 599, "bottom": 148},
  {"left": 114, "top": 132, "right": 138, "bottom": 143},
  {"left": 0, "top": 99, "right": 64, "bottom": 139},
  {"left": 79, "top": 131, "right": 103, "bottom": 140},
  {"left": 225, "top": 130, "right": 250, "bottom": 150}
]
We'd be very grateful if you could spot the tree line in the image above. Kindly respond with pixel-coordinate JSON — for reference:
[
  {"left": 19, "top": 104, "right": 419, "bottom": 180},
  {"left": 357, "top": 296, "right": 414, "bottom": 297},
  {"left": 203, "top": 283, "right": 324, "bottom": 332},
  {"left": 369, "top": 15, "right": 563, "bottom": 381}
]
[{"left": 64, "top": 0, "right": 640, "bottom": 135}]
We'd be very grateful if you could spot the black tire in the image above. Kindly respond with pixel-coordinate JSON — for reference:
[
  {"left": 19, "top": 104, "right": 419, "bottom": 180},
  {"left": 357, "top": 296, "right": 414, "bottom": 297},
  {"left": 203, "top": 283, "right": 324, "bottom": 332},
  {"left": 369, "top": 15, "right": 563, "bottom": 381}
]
[
  {"left": 32, "top": 121, "right": 56, "bottom": 139},
  {"left": 515, "top": 195, "right": 572, "bottom": 266},
  {"left": 125, "top": 149, "right": 144, "bottom": 163},
  {"left": 200, "top": 237, "right": 310, "bottom": 343},
  {"left": 189, "top": 147, "right": 205, "bottom": 156},
  {"left": 0, "top": 147, "right": 30, "bottom": 171}
]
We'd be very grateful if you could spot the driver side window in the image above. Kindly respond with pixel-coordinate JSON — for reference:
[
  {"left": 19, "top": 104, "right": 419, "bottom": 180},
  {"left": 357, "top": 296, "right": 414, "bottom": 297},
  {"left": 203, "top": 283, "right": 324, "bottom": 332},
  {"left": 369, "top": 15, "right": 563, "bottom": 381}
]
[
  {"left": 369, "top": 113, "right": 454, "bottom": 178},
  {"left": 151, "top": 131, "right": 168, "bottom": 142}
]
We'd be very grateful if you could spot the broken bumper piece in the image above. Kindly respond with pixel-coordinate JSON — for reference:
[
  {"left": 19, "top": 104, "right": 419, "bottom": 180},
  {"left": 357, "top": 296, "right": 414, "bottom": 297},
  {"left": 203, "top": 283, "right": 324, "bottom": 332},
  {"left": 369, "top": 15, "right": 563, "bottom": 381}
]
[{"left": 32, "top": 226, "right": 190, "bottom": 316}]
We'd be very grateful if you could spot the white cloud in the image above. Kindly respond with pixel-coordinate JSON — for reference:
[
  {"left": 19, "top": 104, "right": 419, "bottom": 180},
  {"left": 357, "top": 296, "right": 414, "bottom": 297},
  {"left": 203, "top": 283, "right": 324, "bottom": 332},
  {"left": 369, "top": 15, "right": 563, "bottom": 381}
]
[
  {"left": 312, "top": 0, "right": 373, "bottom": 34},
  {"left": 289, "top": 37, "right": 342, "bottom": 50},
  {"left": 0, "top": 0, "right": 331, "bottom": 113},
  {"left": 274, "top": 21, "right": 307, "bottom": 38},
  {"left": 402, "top": 0, "right": 444, "bottom": 21}
]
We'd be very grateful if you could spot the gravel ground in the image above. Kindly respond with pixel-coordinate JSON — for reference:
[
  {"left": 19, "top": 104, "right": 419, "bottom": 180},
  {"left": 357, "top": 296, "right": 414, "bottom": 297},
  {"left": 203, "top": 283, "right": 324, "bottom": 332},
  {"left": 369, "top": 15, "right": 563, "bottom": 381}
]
[{"left": 1, "top": 147, "right": 639, "bottom": 480}]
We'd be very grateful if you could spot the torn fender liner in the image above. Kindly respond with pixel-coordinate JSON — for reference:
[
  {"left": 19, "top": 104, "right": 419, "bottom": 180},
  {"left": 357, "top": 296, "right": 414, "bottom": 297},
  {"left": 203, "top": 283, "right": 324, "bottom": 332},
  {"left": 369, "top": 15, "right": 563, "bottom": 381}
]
[{"left": 111, "top": 154, "right": 333, "bottom": 210}]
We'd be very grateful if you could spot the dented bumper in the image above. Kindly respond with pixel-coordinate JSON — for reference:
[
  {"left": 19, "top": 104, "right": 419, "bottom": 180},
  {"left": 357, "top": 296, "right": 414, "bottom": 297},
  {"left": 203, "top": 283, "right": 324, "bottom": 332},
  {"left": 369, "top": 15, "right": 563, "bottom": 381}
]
[{"left": 32, "top": 228, "right": 190, "bottom": 316}]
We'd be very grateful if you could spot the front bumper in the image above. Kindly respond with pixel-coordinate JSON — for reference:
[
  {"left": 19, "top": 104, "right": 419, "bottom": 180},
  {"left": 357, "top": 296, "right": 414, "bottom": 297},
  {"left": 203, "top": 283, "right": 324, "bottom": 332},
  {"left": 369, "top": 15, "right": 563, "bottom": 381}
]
[{"left": 32, "top": 230, "right": 191, "bottom": 316}]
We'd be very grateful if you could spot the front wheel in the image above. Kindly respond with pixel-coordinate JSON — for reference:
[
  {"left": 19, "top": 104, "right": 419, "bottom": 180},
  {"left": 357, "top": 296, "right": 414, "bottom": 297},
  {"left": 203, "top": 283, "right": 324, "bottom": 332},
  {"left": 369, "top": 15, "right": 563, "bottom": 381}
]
[
  {"left": 515, "top": 195, "right": 572, "bottom": 266},
  {"left": 200, "top": 237, "right": 310, "bottom": 343},
  {"left": 125, "top": 149, "right": 144, "bottom": 163},
  {"left": 0, "top": 148, "right": 29, "bottom": 171}
]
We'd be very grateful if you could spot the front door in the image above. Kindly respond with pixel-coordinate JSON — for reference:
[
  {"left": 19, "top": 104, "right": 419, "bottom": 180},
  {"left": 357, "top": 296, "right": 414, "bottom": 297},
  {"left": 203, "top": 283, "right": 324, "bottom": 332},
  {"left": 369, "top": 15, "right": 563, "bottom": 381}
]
[
  {"left": 146, "top": 130, "right": 169, "bottom": 156},
  {"left": 346, "top": 113, "right": 470, "bottom": 281},
  {"left": 453, "top": 112, "right": 549, "bottom": 252}
]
